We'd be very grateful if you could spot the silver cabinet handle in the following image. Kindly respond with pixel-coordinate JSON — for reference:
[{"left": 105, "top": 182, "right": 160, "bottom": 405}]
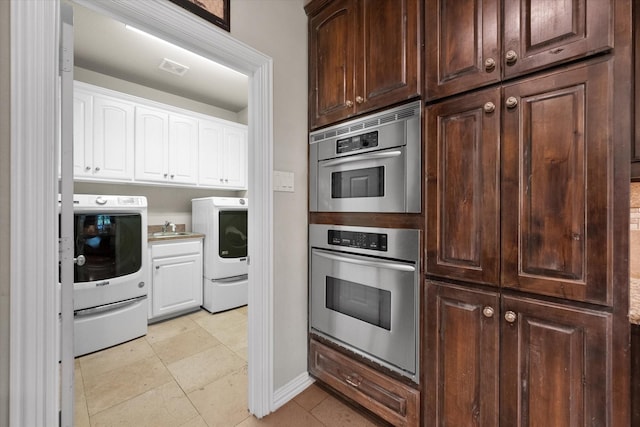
[
  {"left": 505, "top": 311, "right": 517, "bottom": 323},
  {"left": 483, "top": 306, "right": 494, "bottom": 318}
]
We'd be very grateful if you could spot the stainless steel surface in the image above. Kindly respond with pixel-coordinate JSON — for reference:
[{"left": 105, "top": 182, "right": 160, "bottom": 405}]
[
  {"left": 309, "top": 224, "right": 420, "bottom": 382},
  {"left": 309, "top": 100, "right": 421, "bottom": 213}
]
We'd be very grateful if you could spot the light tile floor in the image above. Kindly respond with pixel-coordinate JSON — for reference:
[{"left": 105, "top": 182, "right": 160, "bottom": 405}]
[{"left": 75, "top": 306, "right": 386, "bottom": 427}]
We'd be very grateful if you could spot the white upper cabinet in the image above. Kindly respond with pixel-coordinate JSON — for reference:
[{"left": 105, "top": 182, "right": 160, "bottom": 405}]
[
  {"left": 74, "top": 81, "right": 245, "bottom": 189},
  {"left": 74, "top": 86, "right": 135, "bottom": 181},
  {"left": 199, "top": 119, "right": 247, "bottom": 189}
]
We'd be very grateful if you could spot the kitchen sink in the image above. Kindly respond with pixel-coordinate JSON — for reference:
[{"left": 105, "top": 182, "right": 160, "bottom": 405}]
[{"left": 151, "top": 231, "right": 194, "bottom": 238}]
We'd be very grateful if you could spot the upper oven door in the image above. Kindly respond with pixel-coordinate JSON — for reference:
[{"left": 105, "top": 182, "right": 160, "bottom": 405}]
[
  {"left": 310, "top": 247, "right": 418, "bottom": 377},
  {"left": 317, "top": 146, "right": 406, "bottom": 212}
]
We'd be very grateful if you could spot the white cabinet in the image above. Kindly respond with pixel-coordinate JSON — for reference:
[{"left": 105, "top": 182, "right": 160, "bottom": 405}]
[
  {"left": 149, "top": 239, "right": 203, "bottom": 321},
  {"left": 135, "top": 106, "right": 198, "bottom": 185},
  {"left": 73, "top": 86, "right": 135, "bottom": 181},
  {"left": 199, "top": 119, "right": 247, "bottom": 189},
  {"left": 73, "top": 81, "right": 246, "bottom": 189}
]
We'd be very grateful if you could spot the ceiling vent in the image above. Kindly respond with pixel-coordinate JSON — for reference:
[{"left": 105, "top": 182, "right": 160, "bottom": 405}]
[{"left": 158, "top": 58, "right": 189, "bottom": 77}]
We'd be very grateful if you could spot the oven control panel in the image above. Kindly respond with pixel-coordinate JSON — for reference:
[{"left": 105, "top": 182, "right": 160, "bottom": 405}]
[
  {"left": 336, "top": 131, "right": 379, "bottom": 154},
  {"left": 327, "top": 230, "right": 387, "bottom": 251}
]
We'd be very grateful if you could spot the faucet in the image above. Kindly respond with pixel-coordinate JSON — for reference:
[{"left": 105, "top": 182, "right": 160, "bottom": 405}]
[{"left": 162, "top": 221, "right": 176, "bottom": 233}]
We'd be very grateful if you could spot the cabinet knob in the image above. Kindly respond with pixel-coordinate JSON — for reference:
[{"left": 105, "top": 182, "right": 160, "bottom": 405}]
[
  {"left": 505, "top": 96, "right": 518, "bottom": 109},
  {"left": 483, "top": 102, "right": 496, "bottom": 113},
  {"left": 345, "top": 100, "right": 354, "bottom": 108},
  {"left": 164, "top": 173, "right": 168, "bottom": 178},
  {"left": 482, "top": 306, "right": 495, "bottom": 318},
  {"left": 504, "top": 311, "right": 517, "bottom": 323},
  {"left": 505, "top": 50, "right": 518, "bottom": 65},
  {"left": 484, "top": 57, "right": 496, "bottom": 71},
  {"left": 170, "top": 174, "right": 175, "bottom": 179},
  {"left": 85, "top": 166, "right": 91, "bottom": 171},
  {"left": 355, "top": 96, "right": 364, "bottom": 104},
  {"left": 94, "top": 167, "right": 100, "bottom": 172},
  {"left": 155, "top": 265, "right": 160, "bottom": 270}
]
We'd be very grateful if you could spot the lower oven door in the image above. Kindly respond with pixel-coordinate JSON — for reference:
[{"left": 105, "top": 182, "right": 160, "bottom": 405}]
[
  {"left": 316, "top": 146, "right": 407, "bottom": 212},
  {"left": 310, "top": 248, "right": 418, "bottom": 378}
]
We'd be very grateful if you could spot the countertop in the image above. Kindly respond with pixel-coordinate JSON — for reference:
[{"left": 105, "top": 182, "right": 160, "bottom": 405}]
[
  {"left": 147, "top": 224, "right": 204, "bottom": 243},
  {"left": 631, "top": 278, "right": 640, "bottom": 325}
]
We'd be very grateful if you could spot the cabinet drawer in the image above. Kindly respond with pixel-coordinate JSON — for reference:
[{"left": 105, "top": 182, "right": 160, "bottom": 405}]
[
  {"left": 151, "top": 239, "right": 201, "bottom": 258},
  {"left": 309, "top": 339, "right": 419, "bottom": 427}
]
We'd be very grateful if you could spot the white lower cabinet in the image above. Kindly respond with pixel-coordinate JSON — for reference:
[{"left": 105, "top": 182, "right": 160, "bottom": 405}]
[{"left": 149, "top": 239, "right": 203, "bottom": 321}]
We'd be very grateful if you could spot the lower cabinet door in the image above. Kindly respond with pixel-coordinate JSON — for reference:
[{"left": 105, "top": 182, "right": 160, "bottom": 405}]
[
  {"left": 309, "top": 339, "right": 420, "bottom": 427},
  {"left": 424, "top": 281, "right": 500, "bottom": 427},
  {"left": 152, "top": 252, "right": 202, "bottom": 318},
  {"left": 500, "top": 295, "right": 611, "bottom": 427}
]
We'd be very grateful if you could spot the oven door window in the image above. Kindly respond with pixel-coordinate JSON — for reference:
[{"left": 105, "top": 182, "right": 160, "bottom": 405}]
[
  {"left": 331, "top": 166, "right": 384, "bottom": 199},
  {"left": 74, "top": 214, "right": 142, "bottom": 283},
  {"left": 326, "top": 277, "right": 391, "bottom": 330},
  {"left": 219, "top": 210, "right": 248, "bottom": 258}
]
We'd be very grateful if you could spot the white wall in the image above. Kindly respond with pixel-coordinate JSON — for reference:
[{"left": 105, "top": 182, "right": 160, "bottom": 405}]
[
  {"left": 230, "top": 0, "right": 309, "bottom": 390},
  {"left": 0, "top": 1, "right": 10, "bottom": 424}
]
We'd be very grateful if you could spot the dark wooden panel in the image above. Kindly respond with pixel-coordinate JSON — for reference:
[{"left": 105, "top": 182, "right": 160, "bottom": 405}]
[
  {"left": 500, "top": 295, "right": 610, "bottom": 427},
  {"left": 426, "top": 87, "right": 500, "bottom": 285},
  {"left": 309, "top": 339, "right": 420, "bottom": 426},
  {"left": 358, "top": 0, "right": 420, "bottom": 109},
  {"left": 503, "top": 0, "right": 612, "bottom": 79},
  {"left": 501, "top": 59, "right": 612, "bottom": 305},
  {"left": 308, "top": 0, "right": 356, "bottom": 129},
  {"left": 632, "top": 324, "right": 640, "bottom": 426},
  {"left": 425, "top": 0, "right": 500, "bottom": 100},
  {"left": 424, "top": 282, "right": 499, "bottom": 427}
]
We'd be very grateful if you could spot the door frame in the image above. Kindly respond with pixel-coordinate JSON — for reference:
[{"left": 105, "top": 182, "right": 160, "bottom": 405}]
[{"left": 9, "top": 0, "right": 274, "bottom": 424}]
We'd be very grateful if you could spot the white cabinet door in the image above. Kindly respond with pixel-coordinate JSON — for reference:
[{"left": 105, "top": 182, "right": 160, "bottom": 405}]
[
  {"left": 73, "top": 90, "right": 93, "bottom": 178},
  {"left": 198, "top": 119, "right": 247, "bottom": 189},
  {"left": 198, "top": 119, "right": 226, "bottom": 186},
  {"left": 92, "top": 95, "right": 135, "bottom": 180},
  {"left": 223, "top": 126, "right": 248, "bottom": 189},
  {"left": 168, "top": 114, "right": 198, "bottom": 184},
  {"left": 150, "top": 240, "right": 203, "bottom": 319},
  {"left": 135, "top": 106, "right": 169, "bottom": 182}
]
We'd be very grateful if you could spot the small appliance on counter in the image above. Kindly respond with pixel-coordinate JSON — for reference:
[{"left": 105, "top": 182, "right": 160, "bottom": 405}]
[{"left": 192, "top": 197, "right": 248, "bottom": 313}]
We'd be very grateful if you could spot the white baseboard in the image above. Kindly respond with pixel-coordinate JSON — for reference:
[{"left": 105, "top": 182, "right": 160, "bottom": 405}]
[{"left": 272, "top": 371, "right": 315, "bottom": 412}]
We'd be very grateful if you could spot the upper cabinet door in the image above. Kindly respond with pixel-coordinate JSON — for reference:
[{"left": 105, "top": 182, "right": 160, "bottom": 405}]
[
  {"left": 357, "top": 0, "right": 421, "bottom": 112},
  {"left": 92, "top": 95, "right": 135, "bottom": 181},
  {"left": 503, "top": 0, "right": 613, "bottom": 79},
  {"left": 501, "top": 59, "right": 612, "bottom": 306},
  {"left": 426, "top": 86, "right": 501, "bottom": 286},
  {"left": 425, "top": 0, "right": 500, "bottom": 101},
  {"left": 168, "top": 114, "right": 198, "bottom": 185},
  {"left": 308, "top": 0, "right": 357, "bottom": 129},
  {"left": 307, "top": 0, "right": 421, "bottom": 129},
  {"left": 135, "top": 106, "right": 169, "bottom": 182}
]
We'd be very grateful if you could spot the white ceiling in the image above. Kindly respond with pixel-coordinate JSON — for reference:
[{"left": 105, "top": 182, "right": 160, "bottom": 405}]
[{"left": 71, "top": 2, "right": 249, "bottom": 112}]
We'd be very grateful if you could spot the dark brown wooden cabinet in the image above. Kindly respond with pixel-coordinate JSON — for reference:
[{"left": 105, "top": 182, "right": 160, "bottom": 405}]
[
  {"left": 309, "top": 338, "right": 420, "bottom": 427},
  {"left": 501, "top": 59, "right": 613, "bottom": 306},
  {"left": 500, "top": 294, "right": 611, "bottom": 427},
  {"left": 424, "top": 282, "right": 500, "bottom": 427},
  {"left": 425, "top": 0, "right": 613, "bottom": 101},
  {"left": 426, "top": 281, "right": 611, "bottom": 427},
  {"left": 427, "top": 59, "right": 614, "bottom": 306},
  {"left": 425, "top": 86, "right": 501, "bottom": 286},
  {"left": 306, "top": 0, "right": 421, "bottom": 130}
]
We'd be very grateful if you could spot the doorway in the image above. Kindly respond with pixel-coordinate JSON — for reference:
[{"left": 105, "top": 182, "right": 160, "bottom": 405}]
[
  {"left": 8, "top": 0, "right": 274, "bottom": 424},
  {"left": 66, "top": 0, "right": 273, "bottom": 416}
]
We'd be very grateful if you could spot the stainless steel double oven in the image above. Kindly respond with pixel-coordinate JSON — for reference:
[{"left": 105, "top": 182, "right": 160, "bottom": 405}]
[{"left": 308, "top": 101, "right": 422, "bottom": 383}]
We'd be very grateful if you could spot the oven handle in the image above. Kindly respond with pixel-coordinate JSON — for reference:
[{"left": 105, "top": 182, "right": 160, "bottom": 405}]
[
  {"left": 313, "top": 249, "right": 415, "bottom": 272},
  {"left": 319, "top": 150, "right": 402, "bottom": 167},
  {"left": 74, "top": 295, "right": 147, "bottom": 317}
]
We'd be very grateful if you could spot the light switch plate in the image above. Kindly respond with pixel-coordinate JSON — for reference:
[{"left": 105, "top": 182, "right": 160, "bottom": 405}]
[{"left": 273, "top": 170, "right": 294, "bottom": 192}]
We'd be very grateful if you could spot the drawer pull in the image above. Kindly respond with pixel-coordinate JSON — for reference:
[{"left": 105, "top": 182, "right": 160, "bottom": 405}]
[{"left": 345, "top": 374, "right": 362, "bottom": 388}]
